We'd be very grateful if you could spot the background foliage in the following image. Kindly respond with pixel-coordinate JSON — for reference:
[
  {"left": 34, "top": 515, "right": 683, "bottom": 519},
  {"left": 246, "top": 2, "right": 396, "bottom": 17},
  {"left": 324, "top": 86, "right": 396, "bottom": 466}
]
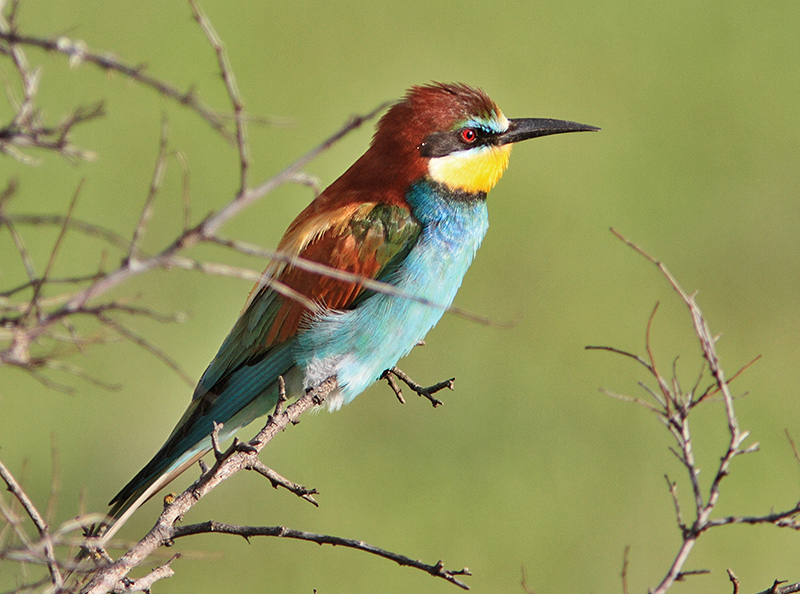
[{"left": 1, "top": 1, "right": 799, "bottom": 592}]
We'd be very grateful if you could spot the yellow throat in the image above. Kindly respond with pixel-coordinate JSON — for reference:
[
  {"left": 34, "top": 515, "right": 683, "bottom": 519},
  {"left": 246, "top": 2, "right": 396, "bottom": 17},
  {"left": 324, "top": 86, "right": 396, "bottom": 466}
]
[{"left": 427, "top": 143, "right": 513, "bottom": 194}]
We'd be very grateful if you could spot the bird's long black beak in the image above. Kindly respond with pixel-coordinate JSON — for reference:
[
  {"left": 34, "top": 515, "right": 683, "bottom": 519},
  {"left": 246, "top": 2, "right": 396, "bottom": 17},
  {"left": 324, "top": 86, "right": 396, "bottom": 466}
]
[{"left": 497, "top": 118, "right": 600, "bottom": 145}]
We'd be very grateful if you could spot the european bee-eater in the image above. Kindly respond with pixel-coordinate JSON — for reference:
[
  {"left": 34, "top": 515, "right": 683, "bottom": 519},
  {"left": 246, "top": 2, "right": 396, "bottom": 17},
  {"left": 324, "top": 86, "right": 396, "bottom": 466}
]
[{"left": 105, "top": 82, "right": 597, "bottom": 534}]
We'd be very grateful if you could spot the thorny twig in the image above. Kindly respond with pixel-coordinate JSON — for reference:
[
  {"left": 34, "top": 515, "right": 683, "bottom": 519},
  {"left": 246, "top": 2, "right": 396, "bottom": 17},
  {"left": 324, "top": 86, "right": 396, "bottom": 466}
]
[
  {"left": 187, "top": 0, "right": 249, "bottom": 194},
  {"left": 0, "top": 458, "right": 63, "bottom": 589},
  {"left": 169, "top": 521, "right": 471, "bottom": 590},
  {"left": 0, "top": 17, "right": 235, "bottom": 145},
  {"left": 0, "top": 2, "right": 390, "bottom": 389},
  {"left": 0, "top": 1, "right": 105, "bottom": 162},
  {"left": 587, "top": 229, "right": 800, "bottom": 594},
  {"left": 104, "top": 554, "right": 180, "bottom": 594},
  {"left": 73, "top": 375, "right": 469, "bottom": 593}
]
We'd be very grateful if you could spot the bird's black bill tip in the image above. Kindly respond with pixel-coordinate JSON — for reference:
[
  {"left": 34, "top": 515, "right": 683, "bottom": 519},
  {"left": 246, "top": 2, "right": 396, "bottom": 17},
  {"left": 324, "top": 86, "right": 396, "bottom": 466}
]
[{"left": 498, "top": 118, "right": 600, "bottom": 145}]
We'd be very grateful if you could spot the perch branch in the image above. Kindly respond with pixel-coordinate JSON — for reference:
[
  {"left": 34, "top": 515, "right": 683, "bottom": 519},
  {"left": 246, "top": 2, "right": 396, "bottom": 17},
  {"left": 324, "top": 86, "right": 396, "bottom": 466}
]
[{"left": 78, "top": 378, "right": 336, "bottom": 594}]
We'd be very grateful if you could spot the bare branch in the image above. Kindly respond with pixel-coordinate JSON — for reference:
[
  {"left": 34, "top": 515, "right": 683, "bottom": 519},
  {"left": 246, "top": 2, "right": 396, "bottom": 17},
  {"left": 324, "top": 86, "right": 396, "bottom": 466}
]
[
  {"left": 52, "top": 102, "right": 384, "bottom": 318},
  {"left": 79, "top": 377, "right": 337, "bottom": 594},
  {"left": 520, "top": 565, "right": 535, "bottom": 594},
  {"left": 664, "top": 475, "right": 686, "bottom": 535},
  {"left": 127, "top": 117, "right": 169, "bottom": 262},
  {"left": 728, "top": 569, "right": 740, "bottom": 594},
  {"left": 0, "top": 29, "right": 232, "bottom": 142},
  {"left": 1, "top": 213, "right": 131, "bottom": 253},
  {"left": 2, "top": 208, "right": 37, "bottom": 284},
  {"left": 175, "top": 150, "right": 192, "bottom": 232},
  {"left": 244, "top": 459, "right": 318, "bottom": 506},
  {"left": 273, "top": 375, "right": 287, "bottom": 417},
  {"left": 71, "top": 372, "right": 468, "bottom": 592},
  {"left": 610, "top": 228, "right": 739, "bottom": 436},
  {"left": 696, "top": 355, "right": 762, "bottom": 405},
  {"left": 705, "top": 505, "right": 800, "bottom": 530},
  {"left": 598, "top": 387, "right": 663, "bottom": 415},
  {"left": 585, "top": 344, "right": 655, "bottom": 375},
  {"left": 753, "top": 581, "right": 800, "bottom": 594},
  {"left": 0, "top": 459, "right": 62, "bottom": 589},
  {"left": 187, "top": 0, "right": 248, "bottom": 194},
  {"left": 202, "top": 99, "right": 390, "bottom": 236},
  {"left": 591, "top": 230, "right": 787, "bottom": 594},
  {"left": 170, "top": 521, "right": 471, "bottom": 590},
  {"left": 26, "top": 179, "right": 84, "bottom": 319},
  {"left": 621, "top": 545, "right": 630, "bottom": 594},
  {"left": 0, "top": 17, "right": 105, "bottom": 165},
  {"left": 95, "top": 313, "right": 194, "bottom": 387},
  {"left": 105, "top": 554, "right": 180, "bottom": 593},
  {"left": 786, "top": 430, "right": 800, "bottom": 471}
]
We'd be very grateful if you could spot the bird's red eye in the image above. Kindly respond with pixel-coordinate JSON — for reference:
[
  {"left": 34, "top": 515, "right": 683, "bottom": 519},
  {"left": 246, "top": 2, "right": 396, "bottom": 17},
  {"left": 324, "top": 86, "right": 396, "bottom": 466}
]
[{"left": 461, "top": 128, "right": 477, "bottom": 143}]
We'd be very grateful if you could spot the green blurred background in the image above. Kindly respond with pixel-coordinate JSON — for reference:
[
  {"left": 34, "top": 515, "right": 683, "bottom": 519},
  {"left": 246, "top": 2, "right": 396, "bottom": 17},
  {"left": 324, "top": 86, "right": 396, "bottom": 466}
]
[{"left": 2, "top": 0, "right": 799, "bottom": 592}]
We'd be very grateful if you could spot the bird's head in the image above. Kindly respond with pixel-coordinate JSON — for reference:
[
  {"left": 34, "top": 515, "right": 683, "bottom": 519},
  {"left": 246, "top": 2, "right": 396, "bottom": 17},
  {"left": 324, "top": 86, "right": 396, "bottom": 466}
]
[{"left": 371, "top": 82, "right": 598, "bottom": 195}]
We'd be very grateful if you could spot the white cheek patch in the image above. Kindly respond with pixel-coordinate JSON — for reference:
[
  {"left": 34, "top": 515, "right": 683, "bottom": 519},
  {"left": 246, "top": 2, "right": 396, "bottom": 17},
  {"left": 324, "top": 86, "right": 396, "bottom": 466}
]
[{"left": 497, "top": 112, "right": 510, "bottom": 132}]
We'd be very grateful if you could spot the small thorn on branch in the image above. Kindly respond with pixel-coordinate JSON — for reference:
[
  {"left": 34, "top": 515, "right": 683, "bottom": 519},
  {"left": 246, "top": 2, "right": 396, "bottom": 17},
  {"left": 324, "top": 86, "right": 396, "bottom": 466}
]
[
  {"left": 766, "top": 579, "right": 788, "bottom": 594},
  {"left": 675, "top": 569, "right": 710, "bottom": 581},
  {"left": 211, "top": 421, "right": 224, "bottom": 460},
  {"left": 274, "top": 375, "right": 287, "bottom": 416},
  {"left": 111, "top": 553, "right": 180, "bottom": 593},
  {"left": 430, "top": 559, "right": 472, "bottom": 589},
  {"left": 232, "top": 438, "right": 258, "bottom": 455},
  {"left": 382, "top": 367, "right": 454, "bottom": 408}
]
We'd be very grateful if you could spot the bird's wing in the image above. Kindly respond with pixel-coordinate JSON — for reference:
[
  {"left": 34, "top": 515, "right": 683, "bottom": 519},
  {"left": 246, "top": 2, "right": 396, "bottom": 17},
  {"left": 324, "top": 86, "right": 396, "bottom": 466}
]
[
  {"left": 106, "top": 200, "right": 421, "bottom": 520},
  {"left": 197, "top": 199, "right": 422, "bottom": 392}
]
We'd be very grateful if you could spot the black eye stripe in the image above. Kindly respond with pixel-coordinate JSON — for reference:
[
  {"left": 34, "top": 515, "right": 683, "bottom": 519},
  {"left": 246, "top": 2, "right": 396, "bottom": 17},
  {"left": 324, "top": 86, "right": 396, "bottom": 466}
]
[{"left": 418, "top": 128, "right": 494, "bottom": 158}]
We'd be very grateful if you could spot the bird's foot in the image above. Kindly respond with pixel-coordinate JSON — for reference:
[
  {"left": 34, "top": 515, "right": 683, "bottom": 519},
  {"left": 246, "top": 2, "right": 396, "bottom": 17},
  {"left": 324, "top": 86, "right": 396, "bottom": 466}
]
[{"left": 381, "top": 367, "right": 455, "bottom": 407}]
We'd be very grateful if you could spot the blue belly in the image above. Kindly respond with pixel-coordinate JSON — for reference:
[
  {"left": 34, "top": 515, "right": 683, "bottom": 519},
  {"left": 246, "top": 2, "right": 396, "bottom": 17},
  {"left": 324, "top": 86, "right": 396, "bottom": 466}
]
[{"left": 295, "top": 182, "right": 489, "bottom": 410}]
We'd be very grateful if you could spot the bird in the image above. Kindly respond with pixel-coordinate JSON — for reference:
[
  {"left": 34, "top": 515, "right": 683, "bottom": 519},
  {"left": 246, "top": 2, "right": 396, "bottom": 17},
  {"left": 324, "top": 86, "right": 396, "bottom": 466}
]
[{"left": 103, "top": 82, "right": 597, "bottom": 538}]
